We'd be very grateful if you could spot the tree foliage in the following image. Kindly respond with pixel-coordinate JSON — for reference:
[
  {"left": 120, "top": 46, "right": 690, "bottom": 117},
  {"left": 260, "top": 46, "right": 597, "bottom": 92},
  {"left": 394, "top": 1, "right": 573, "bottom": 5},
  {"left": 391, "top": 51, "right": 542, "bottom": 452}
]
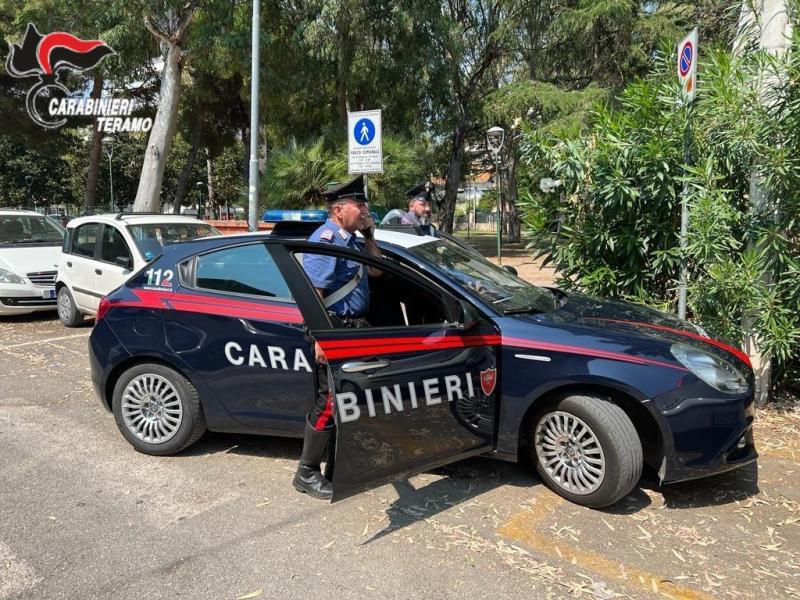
[{"left": 521, "top": 40, "right": 800, "bottom": 386}]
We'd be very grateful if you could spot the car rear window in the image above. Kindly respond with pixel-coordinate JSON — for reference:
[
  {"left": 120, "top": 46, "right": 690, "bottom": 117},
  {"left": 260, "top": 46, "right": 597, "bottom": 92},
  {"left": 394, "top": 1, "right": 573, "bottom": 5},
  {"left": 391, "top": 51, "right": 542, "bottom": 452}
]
[{"left": 127, "top": 223, "right": 220, "bottom": 260}]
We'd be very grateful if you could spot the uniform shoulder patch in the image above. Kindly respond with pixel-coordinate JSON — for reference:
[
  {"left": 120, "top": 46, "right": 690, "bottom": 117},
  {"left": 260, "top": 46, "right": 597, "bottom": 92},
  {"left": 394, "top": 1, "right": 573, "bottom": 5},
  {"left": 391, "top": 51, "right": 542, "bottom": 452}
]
[{"left": 319, "top": 229, "right": 334, "bottom": 241}]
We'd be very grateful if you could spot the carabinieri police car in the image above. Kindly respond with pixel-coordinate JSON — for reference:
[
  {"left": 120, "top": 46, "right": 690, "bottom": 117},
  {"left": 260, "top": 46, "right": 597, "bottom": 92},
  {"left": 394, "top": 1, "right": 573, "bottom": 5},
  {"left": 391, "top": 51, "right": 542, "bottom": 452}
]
[{"left": 89, "top": 223, "right": 757, "bottom": 508}]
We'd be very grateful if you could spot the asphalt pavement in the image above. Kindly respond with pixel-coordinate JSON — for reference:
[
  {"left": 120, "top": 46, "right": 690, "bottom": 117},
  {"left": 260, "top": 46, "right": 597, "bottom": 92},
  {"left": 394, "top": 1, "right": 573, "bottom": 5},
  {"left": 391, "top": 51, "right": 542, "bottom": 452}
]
[{"left": 1, "top": 314, "right": 798, "bottom": 600}]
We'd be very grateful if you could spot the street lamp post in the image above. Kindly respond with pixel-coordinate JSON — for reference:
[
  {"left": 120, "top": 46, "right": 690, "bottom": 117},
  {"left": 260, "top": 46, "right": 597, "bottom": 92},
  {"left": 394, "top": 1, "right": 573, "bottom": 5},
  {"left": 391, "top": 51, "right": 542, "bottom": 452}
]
[
  {"left": 101, "top": 137, "right": 114, "bottom": 212},
  {"left": 247, "top": 0, "right": 261, "bottom": 232},
  {"left": 196, "top": 181, "right": 209, "bottom": 219},
  {"left": 24, "top": 175, "right": 33, "bottom": 210},
  {"left": 486, "top": 126, "right": 505, "bottom": 265}
]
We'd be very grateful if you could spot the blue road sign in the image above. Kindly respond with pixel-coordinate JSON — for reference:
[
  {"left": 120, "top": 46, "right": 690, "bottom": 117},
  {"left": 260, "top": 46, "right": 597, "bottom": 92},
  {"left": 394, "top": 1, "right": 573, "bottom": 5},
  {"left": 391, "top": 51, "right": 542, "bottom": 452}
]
[
  {"left": 354, "top": 118, "right": 376, "bottom": 146},
  {"left": 679, "top": 43, "right": 693, "bottom": 77}
]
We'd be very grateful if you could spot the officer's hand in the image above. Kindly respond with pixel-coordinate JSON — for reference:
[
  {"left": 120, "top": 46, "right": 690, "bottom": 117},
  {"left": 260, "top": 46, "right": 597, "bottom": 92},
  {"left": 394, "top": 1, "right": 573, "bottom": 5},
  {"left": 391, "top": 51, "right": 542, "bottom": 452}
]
[
  {"left": 315, "top": 341, "right": 327, "bottom": 364},
  {"left": 360, "top": 214, "right": 375, "bottom": 239}
]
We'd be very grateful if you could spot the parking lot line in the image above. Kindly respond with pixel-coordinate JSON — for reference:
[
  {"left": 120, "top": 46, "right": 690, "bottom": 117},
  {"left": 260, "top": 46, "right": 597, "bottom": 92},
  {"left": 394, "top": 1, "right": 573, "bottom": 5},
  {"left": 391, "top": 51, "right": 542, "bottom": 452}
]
[
  {"left": 0, "top": 333, "right": 90, "bottom": 350},
  {"left": 498, "top": 492, "right": 716, "bottom": 600}
]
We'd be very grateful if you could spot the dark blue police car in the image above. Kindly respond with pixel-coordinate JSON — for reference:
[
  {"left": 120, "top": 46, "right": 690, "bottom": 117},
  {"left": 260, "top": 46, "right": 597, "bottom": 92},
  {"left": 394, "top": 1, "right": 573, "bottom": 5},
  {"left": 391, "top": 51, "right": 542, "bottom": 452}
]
[{"left": 88, "top": 225, "right": 757, "bottom": 507}]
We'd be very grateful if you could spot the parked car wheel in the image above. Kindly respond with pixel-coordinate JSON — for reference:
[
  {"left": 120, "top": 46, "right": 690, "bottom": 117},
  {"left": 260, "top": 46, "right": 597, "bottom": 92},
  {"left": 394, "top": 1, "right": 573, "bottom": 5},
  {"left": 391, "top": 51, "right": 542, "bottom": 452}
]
[
  {"left": 57, "top": 287, "right": 83, "bottom": 327},
  {"left": 112, "top": 363, "right": 206, "bottom": 455},
  {"left": 529, "top": 394, "right": 643, "bottom": 508}
]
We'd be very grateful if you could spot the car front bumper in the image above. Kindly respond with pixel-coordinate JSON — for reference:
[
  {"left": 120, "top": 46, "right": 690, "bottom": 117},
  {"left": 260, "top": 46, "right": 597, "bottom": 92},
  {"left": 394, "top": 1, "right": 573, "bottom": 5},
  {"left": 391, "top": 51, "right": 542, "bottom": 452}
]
[
  {"left": 658, "top": 392, "right": 757, "bottom": 483},
  {"left": 0, "top": 283, "right": 57, "bottom": 314}
]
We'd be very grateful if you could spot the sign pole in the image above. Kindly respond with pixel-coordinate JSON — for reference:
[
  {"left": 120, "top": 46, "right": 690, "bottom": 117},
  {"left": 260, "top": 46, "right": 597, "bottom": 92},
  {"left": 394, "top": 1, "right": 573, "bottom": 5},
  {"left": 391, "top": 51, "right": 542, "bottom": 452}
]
[
  {"left": 678, "top": 109, "right": 692, "bottom": 320},
  {"left": 676, "top": 28, "right": 697, "bottom": 320}
]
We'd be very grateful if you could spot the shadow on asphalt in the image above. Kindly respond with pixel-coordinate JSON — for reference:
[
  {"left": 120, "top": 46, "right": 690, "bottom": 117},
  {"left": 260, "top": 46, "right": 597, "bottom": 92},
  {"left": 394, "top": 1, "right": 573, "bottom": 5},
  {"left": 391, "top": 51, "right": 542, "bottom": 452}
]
[
  {"left": 0, "top": 312, "right": 94, "bottom": 328},
  {"left": 362, "top": 458, "right": 538, "bottom": 544},
  {"left": 603, "top": 461, "right": 760, "bottom": 515},
  {"left": 180, "top": 431, "right": 302, "bottom": 461},
  {"left": 180, "top": 432, "right": 759, "bottom": 530}
]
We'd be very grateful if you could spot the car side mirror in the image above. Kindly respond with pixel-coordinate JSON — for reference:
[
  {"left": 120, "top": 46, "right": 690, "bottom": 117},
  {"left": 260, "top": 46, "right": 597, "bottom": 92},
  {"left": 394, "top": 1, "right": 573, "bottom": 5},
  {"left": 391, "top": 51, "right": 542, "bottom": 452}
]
[
  {"left": 115, "top": 256, "right": 132, "bottom": 270},
  {"left": 501, "top": 265, "right": 518, "bottom": 276},
  {"left": 459, "top": 300, "right": 480, "bottom": 330}
]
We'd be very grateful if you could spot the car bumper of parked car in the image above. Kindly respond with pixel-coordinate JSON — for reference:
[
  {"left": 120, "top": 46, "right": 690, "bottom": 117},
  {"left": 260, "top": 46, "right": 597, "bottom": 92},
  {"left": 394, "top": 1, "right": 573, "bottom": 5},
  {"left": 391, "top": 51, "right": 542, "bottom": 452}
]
[
  {"left": 0, "top": 284, "right": 57, "bottom": 314},
  {"left": 659, "top": 392, "right": 758, "bottom": 483}
]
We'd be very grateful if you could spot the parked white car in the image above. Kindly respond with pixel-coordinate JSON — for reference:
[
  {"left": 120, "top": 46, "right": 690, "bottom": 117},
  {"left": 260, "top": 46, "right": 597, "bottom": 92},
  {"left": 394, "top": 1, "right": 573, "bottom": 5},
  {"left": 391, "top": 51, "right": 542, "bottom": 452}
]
[
  {"left": 56, "top": 213, "right": 220, "bottom": 326},
  {"left": 0, "top": 209, "right": 65, "bottom": 316}
]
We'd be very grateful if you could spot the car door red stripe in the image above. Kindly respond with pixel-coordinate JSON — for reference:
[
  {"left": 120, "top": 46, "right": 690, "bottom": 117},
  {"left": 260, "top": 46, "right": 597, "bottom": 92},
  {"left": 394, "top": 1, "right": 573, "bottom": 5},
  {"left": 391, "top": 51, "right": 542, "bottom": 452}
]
[
  {"left": 318, "top": 334, "right": 501, "bottom": 360},
  {"left": 583, "top": 318, "right": 751, "bottom": 367},
  {"left": 108, "top": 289, "right": 304, "bottom": 324}
]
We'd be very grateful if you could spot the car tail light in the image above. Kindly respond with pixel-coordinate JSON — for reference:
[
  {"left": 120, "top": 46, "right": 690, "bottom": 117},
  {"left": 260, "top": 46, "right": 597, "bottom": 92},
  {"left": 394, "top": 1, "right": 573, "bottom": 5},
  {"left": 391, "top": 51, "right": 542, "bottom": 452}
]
[{"left": 96, "top": 296, "right": 111, "bottom": 321}]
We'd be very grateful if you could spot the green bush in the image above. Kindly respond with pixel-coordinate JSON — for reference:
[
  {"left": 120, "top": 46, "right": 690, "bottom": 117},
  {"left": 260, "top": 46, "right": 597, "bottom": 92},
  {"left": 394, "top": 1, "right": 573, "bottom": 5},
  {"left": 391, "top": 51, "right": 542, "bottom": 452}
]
[{"left": 520, "top": 40, "right": 800, "bottom": 389}]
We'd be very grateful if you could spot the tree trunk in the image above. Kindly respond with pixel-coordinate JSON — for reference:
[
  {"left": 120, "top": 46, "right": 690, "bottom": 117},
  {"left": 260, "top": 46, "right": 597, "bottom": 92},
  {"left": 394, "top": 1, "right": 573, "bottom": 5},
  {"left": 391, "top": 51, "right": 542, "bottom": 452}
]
[
  {"left": 337, "top": 2, "right": 353, "bottom": 125},
  {"left": 172, "top": 126, "right": 202, "bottom": 214},
  {"left": 735, "top": 0, "right": 793, "bottom": 405},
  {"left": 441, "top": 112, "right": 467, "bottom": 234},
  {"left": 504, "top": 144, "right": 521, "bottom": 242},
  {"left": 84, "top": 74, "right": 104, "bottom": 214},
  {"left": 132, "top": 43, "right": 185, "bottom": 212},
  {"left": 206, "top": 148, "right": 216, "bottom": 217}
]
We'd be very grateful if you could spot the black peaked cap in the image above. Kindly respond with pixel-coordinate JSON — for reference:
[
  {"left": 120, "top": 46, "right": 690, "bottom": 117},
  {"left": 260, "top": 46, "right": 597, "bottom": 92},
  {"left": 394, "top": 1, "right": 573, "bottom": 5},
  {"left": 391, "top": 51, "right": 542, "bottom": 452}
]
[
  {"left": 406, "top": 180, "right": 434, "bottom": 202},
  {"left": 322, "top": 175, "right": 367, "bottom": 202}
]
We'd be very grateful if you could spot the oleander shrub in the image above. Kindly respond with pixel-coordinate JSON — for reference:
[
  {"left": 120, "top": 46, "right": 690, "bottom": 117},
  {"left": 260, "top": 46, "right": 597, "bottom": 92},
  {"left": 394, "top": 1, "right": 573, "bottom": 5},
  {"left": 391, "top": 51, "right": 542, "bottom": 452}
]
[{"left": 520, "top": 39, "right": 800, "bottom": 390}]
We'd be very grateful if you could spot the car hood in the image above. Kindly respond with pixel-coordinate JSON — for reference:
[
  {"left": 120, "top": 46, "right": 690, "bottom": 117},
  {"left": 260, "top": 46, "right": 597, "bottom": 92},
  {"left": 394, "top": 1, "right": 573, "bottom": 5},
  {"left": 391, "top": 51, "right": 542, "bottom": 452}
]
[
  {"left": 0, "top": 245, "right": 62, "bottom": 275},
  {"left": 511, "top": 293, "right": 751, "bottom": 367}
]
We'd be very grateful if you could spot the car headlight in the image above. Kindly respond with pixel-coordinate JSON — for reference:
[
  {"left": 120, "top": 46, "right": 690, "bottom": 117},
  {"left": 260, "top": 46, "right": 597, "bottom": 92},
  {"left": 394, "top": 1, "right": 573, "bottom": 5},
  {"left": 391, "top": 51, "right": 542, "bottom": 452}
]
[
  {"left": 671, "top": 342, "right": 749, "bottom": 394},
  {"left": 0, "top": 267, "right": 25, "bottom": 285}
]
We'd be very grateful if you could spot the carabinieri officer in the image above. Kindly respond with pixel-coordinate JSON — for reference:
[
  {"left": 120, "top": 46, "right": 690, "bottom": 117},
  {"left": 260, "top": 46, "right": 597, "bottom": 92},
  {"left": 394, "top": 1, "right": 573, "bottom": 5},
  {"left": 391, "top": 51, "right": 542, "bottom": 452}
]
[
  {"left": 292, "top": 175, "right": 382, "bottom": 499},
  {"left": 399, "top": 180, "right": 434, "bottom": 226}
]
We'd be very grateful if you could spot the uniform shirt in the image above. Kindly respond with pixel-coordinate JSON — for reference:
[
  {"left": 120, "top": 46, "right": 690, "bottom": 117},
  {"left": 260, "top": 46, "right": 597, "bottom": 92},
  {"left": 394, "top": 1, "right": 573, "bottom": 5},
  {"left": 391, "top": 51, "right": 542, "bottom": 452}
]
[{"left": 304, "top": 219, "right": 370, "bottom": 317}]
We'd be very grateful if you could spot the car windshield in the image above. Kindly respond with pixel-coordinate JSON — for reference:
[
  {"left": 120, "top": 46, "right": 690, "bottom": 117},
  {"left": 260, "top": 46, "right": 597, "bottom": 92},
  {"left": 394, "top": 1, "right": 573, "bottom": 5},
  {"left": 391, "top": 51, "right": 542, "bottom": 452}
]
[
  {"left": 0, "top": 215, "right": 65, "bottom": 245},
  {"left": 127, "top": 223, "right": 220, "bottom": 258},
  {"left": 407, "top": 237, "right": 557, "bottom": 314}
]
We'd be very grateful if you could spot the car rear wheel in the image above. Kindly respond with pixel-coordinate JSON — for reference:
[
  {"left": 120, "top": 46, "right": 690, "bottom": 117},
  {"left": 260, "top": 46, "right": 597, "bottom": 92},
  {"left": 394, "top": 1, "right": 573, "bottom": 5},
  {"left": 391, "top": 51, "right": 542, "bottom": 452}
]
[
  {"left": 112, "top": 363, "right": 206, "bottom": 455},
  {"left": 57, "top": 287, "right": 83, "bottom": 327},
  {"left": 529, "top": 394, "right": 642, "bottom": 508}
]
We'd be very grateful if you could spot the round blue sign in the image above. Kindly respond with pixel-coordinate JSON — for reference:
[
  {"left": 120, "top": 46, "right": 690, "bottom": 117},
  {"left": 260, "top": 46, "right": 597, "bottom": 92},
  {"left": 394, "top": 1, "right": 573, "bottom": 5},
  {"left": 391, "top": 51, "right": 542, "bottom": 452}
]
[
  {"left": 353, "top": 118, "right": 376, "bottom": 146},
  {"left": 679, "top": 43, "right": 693, "bottom": 77}
]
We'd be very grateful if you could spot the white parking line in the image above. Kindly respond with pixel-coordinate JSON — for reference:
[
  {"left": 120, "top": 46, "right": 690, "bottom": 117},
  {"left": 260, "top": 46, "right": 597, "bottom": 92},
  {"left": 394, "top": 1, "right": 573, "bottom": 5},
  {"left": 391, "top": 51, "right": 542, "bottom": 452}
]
[{"left": 0, "top": 333, "right": 90, "bottom": 350}]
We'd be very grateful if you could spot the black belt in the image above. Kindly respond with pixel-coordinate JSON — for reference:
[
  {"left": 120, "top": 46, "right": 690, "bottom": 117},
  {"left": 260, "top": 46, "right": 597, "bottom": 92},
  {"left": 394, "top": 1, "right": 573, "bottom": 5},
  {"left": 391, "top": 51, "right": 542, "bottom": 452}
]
[{"left": 328, "top": 312, "right": 370, "bottom": 328}]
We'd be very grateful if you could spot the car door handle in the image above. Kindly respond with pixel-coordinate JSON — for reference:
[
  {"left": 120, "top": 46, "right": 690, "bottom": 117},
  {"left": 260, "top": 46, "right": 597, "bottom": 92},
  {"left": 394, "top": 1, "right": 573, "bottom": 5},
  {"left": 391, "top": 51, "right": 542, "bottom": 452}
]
[
  {"left": 340, "top": 359, "right": 391, "bottom": 373},
  {"left": 95, "top": 269, "right": 102, "bottom": 275},
  {"left": 66, "top": 261, "right": 72, "bottom": 267}
]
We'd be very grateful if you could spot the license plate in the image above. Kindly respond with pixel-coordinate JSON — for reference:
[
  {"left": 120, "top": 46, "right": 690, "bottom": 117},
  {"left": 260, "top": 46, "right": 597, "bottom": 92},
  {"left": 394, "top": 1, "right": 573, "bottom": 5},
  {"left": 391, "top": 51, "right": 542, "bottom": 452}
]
[{"left": 42, "top": 288, "right": 56, "bottom": 299}]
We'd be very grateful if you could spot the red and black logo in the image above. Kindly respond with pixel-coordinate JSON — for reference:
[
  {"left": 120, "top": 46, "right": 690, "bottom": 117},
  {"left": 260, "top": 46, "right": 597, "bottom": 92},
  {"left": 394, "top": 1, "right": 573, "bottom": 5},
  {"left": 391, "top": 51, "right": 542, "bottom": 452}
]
[{"left": 5, "top": 23, "right": 115, "bottom": 128}]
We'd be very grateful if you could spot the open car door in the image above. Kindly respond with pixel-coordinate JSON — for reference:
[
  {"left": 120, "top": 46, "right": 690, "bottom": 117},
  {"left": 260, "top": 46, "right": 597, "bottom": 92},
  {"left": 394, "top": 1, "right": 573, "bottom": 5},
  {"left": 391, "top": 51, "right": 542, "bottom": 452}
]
[{"left": 272, "top": 240, "right": 501, "bottom": 502}]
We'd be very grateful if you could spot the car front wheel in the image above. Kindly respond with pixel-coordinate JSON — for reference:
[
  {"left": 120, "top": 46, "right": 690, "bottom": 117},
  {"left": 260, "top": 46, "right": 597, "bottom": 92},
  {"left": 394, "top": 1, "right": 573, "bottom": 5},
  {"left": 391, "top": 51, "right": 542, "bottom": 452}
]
[
  {"left": 112, "top": 363, "right": 206, "bottom": 455},
  {"left": 529, "top": 394, "right": 643, "bottom": 508},
  {"left": 57, "top": 287, "right": 83, "bottom": 327}
]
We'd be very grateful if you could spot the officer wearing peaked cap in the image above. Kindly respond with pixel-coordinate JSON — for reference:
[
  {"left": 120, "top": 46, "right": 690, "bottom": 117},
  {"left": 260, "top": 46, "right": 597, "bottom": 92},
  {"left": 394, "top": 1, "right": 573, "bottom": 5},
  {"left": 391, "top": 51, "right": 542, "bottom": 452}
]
[
  {"left": 292, "top": 174, "right": 382, "bottom": 500},
  {"left": 399, "top": 180, "right": 434, "bottom": 226}
]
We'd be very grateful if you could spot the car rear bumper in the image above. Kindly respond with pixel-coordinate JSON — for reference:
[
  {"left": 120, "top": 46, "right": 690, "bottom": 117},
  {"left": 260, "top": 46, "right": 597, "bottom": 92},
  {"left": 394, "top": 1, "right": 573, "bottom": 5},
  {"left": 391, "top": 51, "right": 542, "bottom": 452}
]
[{"left": 89, "top": 318, "right": 131, "bottom": 411}]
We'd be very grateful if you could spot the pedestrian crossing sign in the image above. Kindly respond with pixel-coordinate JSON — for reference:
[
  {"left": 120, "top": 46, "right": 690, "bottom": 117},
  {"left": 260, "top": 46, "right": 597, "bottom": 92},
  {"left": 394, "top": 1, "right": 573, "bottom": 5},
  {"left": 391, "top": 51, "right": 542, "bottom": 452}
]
[{"left": 348, "top": 110, "right": 383, "bottom": 174}]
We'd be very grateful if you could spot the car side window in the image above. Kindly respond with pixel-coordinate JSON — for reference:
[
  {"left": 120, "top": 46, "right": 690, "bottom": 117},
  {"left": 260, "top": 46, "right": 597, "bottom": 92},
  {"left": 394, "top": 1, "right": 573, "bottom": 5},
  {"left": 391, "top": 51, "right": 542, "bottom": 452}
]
[
  {"left": 296, "top": 250, "right": 454, "bottom": 328},
  {"left": 72, "top": 223, "right": 98, "bottom": 258},
  {"left": 194, "top": 243, "right": 293, "bottom": 301},
  {"left": 99, "top": 225, "right": 132, "bottom": 265}
]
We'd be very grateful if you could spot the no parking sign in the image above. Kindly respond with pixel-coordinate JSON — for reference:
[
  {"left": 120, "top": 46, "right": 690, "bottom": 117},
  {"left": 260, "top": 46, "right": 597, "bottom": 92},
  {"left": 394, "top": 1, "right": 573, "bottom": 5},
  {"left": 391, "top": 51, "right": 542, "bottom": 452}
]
[{"left": 677, "top": 28, "right": 698, "bottom": 102}]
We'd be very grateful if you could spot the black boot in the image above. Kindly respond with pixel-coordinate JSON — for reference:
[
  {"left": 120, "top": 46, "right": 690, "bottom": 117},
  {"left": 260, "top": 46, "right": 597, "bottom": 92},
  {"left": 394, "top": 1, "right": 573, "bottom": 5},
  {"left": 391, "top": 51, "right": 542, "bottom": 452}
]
[{"left": 293, "top": 420, "right": 333, "bottom": 500}]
